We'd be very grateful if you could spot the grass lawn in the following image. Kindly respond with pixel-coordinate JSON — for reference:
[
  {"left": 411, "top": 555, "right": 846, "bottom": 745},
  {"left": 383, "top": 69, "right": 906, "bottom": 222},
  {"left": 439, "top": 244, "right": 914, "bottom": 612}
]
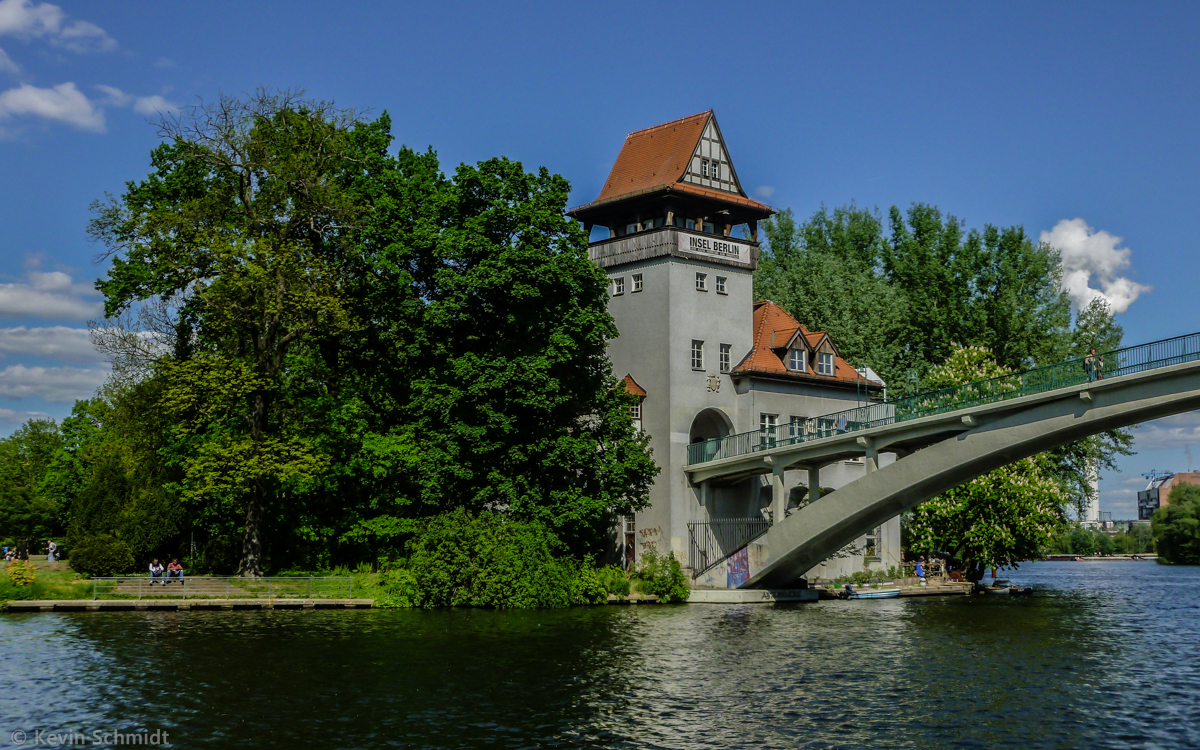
[{"left": 1, "top": 567, "right": 94, "bottom": 602}]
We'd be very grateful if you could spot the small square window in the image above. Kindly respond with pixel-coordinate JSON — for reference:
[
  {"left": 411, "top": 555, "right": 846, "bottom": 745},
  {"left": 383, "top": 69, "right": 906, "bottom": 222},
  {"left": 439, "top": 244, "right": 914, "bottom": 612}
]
[
  {"left": 719, "top": 343, "right": 731, "bottom": 373},
  {"left": 626, "top": 223, "right": 638, "bottom": 235},
  {"left": 632, "top": 273, "right": 643, "bottom": 292},
  {"left": 695, "top": 272, "right": 708, "bottom": 291},
  {"left": 818, "top": 352, "right": 835, "bottom": 376},
  {"left": 613, "top": 277, "right": 625, "bottom": 296},
  {"left": 685, "top": 218, "right": 696, "bottom": 230},
  {"left": 715, "top": 276, "right": 727, "bottom": 295},
  {"left": 630, "top": 401, "right": 641, "bottom": 420},
  {"left": 691, "top": 340, "right": 704, "bottom": 370},
  {"left": 789, "top": 349, "right": 806, "bottom": 372}
]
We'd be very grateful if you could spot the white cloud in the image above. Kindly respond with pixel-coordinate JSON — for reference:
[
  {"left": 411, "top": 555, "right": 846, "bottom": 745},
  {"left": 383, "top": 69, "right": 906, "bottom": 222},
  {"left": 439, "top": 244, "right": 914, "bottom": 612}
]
[
  {"left": 133, "top": 94, "right": 179, "bottom": 116},
  {"left": 0, "top": 406, "right": 51, "bottom": 425},
  {"left": 94, "top": 84, "right": 131, "bottom": 107},
  {"left": 0, "top": 363, "right": 107, "bottom": 402},
  {"left": 0, "top": 269, "right": 103, "bottom": 320},
  {"left": 1130, "top": 411, "right": 1200, "bottom": 451},
  {"left": 0, "top": 0, "right": 114, "bottom": 52},
  {"left": 153, "top": 56, "right": 173, "bottom": 69},
  {"left": 0, "top": 326, "right": 103, "bottom": 364},
  {"left": 755, "top": 185, "right": 775, "bottom": 199},
  {"left": 0, "top": 81, "right": 103, "bottom": 130},
  {"left": 0, "top": 45, "right": 17, "bottom": 74},
  {"left": 1040, "top": 218, "right": 1151, "bottom": 314}
]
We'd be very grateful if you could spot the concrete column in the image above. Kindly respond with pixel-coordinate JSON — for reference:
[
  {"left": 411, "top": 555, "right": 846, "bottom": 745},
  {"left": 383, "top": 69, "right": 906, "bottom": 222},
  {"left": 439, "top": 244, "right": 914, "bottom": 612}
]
[
  {"left": 699, "top": 480, "right": 710, "bottom": 508},
  {"left": 865, "top": 448, "right": 879, "bottom": 474},
  {"left": 808, "top": 466, "right": 821, "bottom": 502},
  {"left": 771, "top": 468, "right": 786, "bottom": 524}
]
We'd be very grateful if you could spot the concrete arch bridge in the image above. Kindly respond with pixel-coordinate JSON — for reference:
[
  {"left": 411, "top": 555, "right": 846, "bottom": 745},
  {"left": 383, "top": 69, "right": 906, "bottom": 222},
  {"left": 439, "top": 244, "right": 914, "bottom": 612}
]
[{"left": 683, "top": 333, "right": 1200, "bottom": 589}]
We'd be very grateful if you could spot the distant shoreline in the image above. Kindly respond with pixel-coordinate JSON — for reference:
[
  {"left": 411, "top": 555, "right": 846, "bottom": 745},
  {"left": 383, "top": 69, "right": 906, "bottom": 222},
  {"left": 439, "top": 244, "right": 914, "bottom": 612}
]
[{"left": 1039, "top": 554, "right": 1158, "bottom": 562}]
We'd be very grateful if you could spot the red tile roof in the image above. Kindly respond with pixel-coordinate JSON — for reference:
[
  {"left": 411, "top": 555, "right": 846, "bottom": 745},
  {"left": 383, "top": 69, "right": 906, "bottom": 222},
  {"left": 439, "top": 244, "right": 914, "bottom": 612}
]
[
  {"left": 731, "top": 301, "right": 878, "bottom": 388},
  {"left": 619, "top": 374, "right": 647, "bottom": 397},
  {"left": 569, "top": 111, "right": 773, "bottom": 215}
]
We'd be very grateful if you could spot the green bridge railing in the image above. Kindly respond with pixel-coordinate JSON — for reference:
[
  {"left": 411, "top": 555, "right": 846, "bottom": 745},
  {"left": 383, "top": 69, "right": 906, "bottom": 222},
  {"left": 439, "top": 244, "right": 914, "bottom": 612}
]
[{"left": 686, "top": 331, "right": 1200, "bottom": 467}]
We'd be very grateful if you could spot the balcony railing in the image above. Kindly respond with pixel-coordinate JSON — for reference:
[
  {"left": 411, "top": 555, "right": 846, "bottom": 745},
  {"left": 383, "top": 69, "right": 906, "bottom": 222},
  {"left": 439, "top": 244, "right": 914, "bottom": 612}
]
[{"left": 687, "top": 331, "right": 1200, "bottom": 466}]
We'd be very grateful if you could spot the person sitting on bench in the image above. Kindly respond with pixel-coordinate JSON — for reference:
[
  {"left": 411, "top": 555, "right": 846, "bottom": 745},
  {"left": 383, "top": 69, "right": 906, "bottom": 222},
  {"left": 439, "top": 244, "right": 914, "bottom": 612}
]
[
  {"left": 166, "top": 559, "right": 184, "bottom": 584},
  {"left": 149, "top": 559, "right": 165, "bottom": 586}
]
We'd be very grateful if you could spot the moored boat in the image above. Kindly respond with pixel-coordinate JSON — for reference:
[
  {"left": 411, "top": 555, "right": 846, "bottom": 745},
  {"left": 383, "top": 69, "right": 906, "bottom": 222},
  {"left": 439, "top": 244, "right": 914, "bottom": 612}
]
[{"left": 847, "top": 588, "right": 901, "bottom": 599}]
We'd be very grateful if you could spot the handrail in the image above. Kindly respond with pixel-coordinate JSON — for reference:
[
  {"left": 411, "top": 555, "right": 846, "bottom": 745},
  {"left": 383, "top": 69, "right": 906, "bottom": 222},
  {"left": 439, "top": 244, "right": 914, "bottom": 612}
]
[
  {"left": 688, "top": 518, "right": 772, "bottom": 577},
  {"left": 687, "top": 331, "right": 1200, "bottom": 466},
  {"left": 90, "top": 576, "right": 354, "bottom": 600}
]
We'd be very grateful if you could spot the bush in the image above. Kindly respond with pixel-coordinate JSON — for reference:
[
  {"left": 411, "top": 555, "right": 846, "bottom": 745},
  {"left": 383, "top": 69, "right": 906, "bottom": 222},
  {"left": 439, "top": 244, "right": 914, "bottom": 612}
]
[
  {"left": 632, "top": 548, "right": 689, "bottom": 603},
  {"left": 6, "top": 561, "right": 35, "bottom": 590},
  {"left": 405, "top": 508, "right": 592, "bottom": 609},
  {"left": 1153, "top": 485, "right": 1200, "bottom": 565},
  {"left": 596, "top": 565, "right": 631, "bottom": 598},
  {"left": 68, "top": 535, "right": 137, "bottom": 577}
]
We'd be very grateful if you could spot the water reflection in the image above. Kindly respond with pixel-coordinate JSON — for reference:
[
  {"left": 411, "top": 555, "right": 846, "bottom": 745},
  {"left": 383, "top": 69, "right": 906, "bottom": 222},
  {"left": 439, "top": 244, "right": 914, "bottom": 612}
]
[{"left": 2, "top": 562, "right": 1199, "bottom": 749}]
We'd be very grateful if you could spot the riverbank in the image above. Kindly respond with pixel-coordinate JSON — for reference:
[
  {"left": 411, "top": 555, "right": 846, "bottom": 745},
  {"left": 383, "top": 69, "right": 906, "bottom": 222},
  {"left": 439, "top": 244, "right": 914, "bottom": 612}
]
[{"left": 1042, "top": 554, "right": 1159, "bottom": 561}]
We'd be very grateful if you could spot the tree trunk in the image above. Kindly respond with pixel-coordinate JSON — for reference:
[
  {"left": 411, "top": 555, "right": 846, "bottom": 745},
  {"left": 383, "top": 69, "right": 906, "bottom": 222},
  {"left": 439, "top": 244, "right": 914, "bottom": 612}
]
[
  {"left": 237, "top": 483, "right": 264, "bottom": 577},
  {"left": 238, "top": 389, "right": 271, "bottom": 577}
]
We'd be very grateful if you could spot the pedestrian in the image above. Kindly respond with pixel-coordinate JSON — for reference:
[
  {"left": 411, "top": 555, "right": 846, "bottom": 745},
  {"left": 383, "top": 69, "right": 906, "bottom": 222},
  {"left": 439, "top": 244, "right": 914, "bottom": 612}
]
[
  {"left": 149, "top": 558, "right": 165, "bottom": 586},
  {"left": 47, "top": 540, "right": 56, "bottom": 563},
  {"left": 1084, "top": 348, "right": 1098, "bottom": 382},
  {"left": 915, "top": 556, "right": 927, "bottom": 585}
]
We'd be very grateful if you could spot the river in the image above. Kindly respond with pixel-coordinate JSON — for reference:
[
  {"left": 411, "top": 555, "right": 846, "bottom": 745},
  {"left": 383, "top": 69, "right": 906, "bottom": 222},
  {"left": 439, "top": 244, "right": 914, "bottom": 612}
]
[{"left": 2, "top": 561, "right": 1199, "bottom": 749}]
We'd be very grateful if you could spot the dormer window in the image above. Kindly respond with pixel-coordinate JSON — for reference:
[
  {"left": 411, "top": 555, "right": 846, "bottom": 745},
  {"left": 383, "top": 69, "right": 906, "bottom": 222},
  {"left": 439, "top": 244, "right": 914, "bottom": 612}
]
[
  {"left": 789, "top": 349, "right": 807, "bottom": 372},
  {"left": 818, "top": 352, "right": 834, "bottom": 376}
]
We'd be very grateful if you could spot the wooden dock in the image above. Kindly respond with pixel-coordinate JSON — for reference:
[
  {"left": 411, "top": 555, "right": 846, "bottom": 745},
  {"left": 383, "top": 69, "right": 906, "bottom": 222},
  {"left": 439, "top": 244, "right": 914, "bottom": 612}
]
[{"left": 5, "top": 598, "right": 374, "bottom": 611}]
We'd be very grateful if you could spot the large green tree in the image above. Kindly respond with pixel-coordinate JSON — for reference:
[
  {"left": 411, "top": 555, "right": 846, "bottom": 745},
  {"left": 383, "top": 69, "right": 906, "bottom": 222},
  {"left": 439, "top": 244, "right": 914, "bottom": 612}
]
[
  {"left": 87, "top": 91, "right": 655, "bottom": 574},
  {"left": 0, "top": 419, "right": 63, "bottom": 544},
  {"left": 1153, "top": 484, "right": 1200, "bottom": 565},
  {"left": 904, "top": 347, "right": 1070, "bottom": 579}
]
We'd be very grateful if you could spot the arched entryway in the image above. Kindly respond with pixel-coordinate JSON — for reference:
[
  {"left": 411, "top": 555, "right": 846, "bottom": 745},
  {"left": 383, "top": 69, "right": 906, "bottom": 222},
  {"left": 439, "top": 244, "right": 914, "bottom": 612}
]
[{"left": 689, "top": 408, "right": 735, "bottom": 463}]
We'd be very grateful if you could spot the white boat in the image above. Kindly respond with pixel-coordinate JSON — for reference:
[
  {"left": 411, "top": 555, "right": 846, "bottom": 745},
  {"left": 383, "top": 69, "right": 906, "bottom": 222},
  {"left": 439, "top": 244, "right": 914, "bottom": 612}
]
[{"left": 846, "top": 587, "right": 901, "bottom": 599}]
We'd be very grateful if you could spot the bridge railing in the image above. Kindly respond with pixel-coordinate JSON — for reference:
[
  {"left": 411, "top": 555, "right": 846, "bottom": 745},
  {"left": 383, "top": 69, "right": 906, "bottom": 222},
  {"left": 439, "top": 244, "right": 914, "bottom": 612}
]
[
  {"left": 687, "top": 331, "right": 1200, "bottom": 466},
  {"left": 688, "top": 518, "right": 772, "bottom": 577}
]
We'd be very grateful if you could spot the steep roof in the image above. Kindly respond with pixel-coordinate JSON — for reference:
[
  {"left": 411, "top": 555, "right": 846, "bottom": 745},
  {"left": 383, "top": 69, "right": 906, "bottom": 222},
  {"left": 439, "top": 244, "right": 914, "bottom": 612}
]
[
  {"left": 568, "top": 111, "right": 773, "bottom": 216},
  {"left": 731, "top": 301, "right": 878, "bottom": 388},
  {"left": 619, "top": 374, "right": 647, "bottom": 397}
]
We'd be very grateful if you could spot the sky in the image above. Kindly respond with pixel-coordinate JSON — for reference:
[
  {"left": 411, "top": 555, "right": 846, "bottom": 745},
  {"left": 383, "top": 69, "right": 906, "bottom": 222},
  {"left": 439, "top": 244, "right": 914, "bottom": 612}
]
[{"left": 1, "top": 1, "right": 1198, "bottom": 517}]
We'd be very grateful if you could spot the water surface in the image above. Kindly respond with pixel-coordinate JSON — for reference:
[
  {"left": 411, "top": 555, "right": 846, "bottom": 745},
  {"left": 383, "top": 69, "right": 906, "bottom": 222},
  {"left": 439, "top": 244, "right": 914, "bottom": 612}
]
[{"left": 3, "top": 561, "right": 1198, "bottom": 749}]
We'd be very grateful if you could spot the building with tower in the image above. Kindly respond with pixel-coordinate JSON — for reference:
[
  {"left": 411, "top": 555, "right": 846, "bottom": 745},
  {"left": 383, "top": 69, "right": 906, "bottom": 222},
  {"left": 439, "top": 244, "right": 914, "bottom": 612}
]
[{"left": 568, "top": 111, "right": 900, "bottom": 587}]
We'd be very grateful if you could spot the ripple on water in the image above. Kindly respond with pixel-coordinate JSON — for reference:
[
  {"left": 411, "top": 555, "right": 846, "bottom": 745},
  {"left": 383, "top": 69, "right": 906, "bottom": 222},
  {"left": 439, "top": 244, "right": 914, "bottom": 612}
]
[{"left": 2, "top": 562, "right": 1200, "bottom": 749}]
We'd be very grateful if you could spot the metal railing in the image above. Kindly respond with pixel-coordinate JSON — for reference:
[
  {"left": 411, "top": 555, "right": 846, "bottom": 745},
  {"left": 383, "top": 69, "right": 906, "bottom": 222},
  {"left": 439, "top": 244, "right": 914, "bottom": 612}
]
[
  {"left": 687, "top": 331, "right": 1200, "bottom": 466},
  {"left": 90, "top": 576, "right": 354, "bottom": 600},
  {"left": 687, "top": 518, "right": 771, "bottom": 577}
]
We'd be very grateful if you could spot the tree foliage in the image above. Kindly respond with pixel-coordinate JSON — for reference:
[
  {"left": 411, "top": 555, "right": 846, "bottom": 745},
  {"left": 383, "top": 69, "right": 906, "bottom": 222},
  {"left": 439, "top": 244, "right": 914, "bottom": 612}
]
[
  {"left": 64, "top": 90, "right": 655, "bottom": 579},
  {"left": 1153, "top": 484, "right": 1200, "bottom": 565},
  {"left": 756, "top": 203, "right": 1132, "bottom": 511},
  {"left": 904, "top": 347, "right": 1070, "bottom": 579}
]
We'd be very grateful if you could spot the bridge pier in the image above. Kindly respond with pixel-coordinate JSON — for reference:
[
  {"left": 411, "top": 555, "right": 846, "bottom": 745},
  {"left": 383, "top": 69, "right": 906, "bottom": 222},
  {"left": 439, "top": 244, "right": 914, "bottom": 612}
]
[
  {"left": 770, "top": 468, "right": 786, "bottom": 523},
  {"left": 807, "top": 467, "right": 821, "bottom": 502}
]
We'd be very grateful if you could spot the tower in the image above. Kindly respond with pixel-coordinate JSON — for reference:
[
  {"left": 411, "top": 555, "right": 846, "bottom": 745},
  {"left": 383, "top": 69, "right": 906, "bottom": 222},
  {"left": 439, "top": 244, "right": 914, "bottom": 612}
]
[{"left": 568, "top": 111, "right": 775, "bottom": 563}]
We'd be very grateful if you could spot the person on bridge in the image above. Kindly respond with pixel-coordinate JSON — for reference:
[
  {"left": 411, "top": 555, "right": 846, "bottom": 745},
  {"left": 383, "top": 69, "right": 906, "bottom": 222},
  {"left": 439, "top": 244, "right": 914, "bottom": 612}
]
[
  {"left": 166, "top": 559, "right": 184, "bottom": 584},
  {"left": 1084, "top": 348, "right": 1105, "bottom": 382},
  {"left": 149, "top": 559, "right": 165, "bottom": 586}
]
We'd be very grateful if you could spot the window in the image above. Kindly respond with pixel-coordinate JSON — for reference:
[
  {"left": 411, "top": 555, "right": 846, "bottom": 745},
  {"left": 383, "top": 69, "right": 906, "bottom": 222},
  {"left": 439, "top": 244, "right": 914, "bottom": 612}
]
[
  {"left": 759, "top": 413, "right": 778, "bottom": 448},
  {"left": 789, "top": 349, "right": 807, "bottom": 372},
  {"left": 788, "top": 416, "right": 806, "bottom": 439},
  {"left": 612, "top": 276, "right": 625, "bottom": 296},
  {"left": 711, "top": 160, "right": 720, "bottom": 179},
  {"left": 701, "top": 158, "right": 709, "bottom": 177},
  {"left": 625, "top": 223, "right": 637, "bottom": 235},
  {"left": 691, "top": 340, "right": 704, "bottom": 370},
  {"left": 719, "top": 343, "right": 731, "bottom": 373},
  {"left": 695, "top": 272, "right": 708, "bottom": 291},
  {"left": 685, "top": 218, "right": 696, "bottom": 230},
  {"left": 631, "top": 273, "right": 643, "bottom": 292},
  {"left": 715, "top": 276, "right": 727, "bottom": 294},
  {"left": 630, "top": 400, "right": 642, "bottom": 432},
  {"left": 818, "top": 352, "right": 834, "bottom": 375}
]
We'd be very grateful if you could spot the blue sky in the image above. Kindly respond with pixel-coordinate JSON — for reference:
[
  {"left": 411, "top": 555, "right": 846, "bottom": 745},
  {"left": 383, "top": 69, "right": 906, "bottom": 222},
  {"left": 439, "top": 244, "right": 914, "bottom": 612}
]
[{"left": 1, "top": 1, "right": 1197, "bottom": 516}]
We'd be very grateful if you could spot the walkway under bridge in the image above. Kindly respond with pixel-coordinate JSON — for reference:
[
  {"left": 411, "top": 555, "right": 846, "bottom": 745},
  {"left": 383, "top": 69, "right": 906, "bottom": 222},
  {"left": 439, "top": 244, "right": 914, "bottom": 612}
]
[{"left": 683, "top": 333, "right": 1200, "bottom": 588}]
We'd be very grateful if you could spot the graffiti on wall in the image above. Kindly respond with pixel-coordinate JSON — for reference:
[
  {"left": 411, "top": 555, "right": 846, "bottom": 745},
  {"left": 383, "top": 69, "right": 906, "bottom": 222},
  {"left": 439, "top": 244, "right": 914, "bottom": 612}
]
[{"left": 727, "top": 547, "right": 750, "bottom": 588}]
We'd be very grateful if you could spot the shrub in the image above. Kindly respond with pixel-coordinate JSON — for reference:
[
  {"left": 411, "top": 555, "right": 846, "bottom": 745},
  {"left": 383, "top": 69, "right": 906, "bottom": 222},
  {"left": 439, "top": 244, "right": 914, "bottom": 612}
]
[
  {"left": 632, "top": 548, "right": 689, "bottom": 602},
  {"left": 596, "top": 565, "right": 631, "bottom": 598},
  {"left": 68, "top": 535, "right": 137, "bottom": 577},
  {"left": 570, "top": 560, "right": 609, "bottom": 605},
  {"left": 406, "top": 508, "right": 585, "bottom": 609},
  {"left": 7, "top": 560, "right": 35, "bottom": 592}
]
